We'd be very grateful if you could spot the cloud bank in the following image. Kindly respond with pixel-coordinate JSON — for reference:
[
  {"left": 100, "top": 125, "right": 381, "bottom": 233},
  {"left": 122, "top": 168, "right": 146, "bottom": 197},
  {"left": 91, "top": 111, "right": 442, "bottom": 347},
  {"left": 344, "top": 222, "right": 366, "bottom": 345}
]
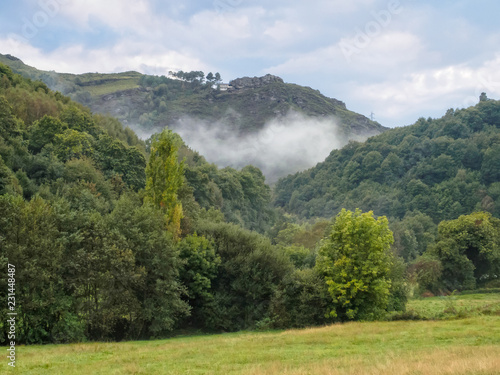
[{"left": 171, "top": 112, "right": 354, "bottom": 183}]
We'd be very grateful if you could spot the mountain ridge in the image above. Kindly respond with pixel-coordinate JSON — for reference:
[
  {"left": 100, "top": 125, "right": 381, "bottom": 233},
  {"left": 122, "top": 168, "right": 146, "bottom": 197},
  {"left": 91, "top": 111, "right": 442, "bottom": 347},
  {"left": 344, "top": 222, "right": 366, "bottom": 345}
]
[{"left": 0, "top": 53, "right": 387, "bottom": 139}]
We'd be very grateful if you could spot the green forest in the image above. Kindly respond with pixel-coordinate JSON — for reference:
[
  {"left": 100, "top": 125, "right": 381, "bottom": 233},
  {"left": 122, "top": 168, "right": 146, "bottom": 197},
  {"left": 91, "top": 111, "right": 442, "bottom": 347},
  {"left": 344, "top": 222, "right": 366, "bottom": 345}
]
[{"left": 0, "top": 62, "right": 499, "bottom": 345}]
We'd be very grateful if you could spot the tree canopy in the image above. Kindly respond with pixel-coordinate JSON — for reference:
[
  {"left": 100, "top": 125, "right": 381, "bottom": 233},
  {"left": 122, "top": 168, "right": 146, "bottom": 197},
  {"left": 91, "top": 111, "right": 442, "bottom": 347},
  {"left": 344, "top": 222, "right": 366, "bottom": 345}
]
[{"left": 317, "top": 209, "right": 394, "bottom": 321}]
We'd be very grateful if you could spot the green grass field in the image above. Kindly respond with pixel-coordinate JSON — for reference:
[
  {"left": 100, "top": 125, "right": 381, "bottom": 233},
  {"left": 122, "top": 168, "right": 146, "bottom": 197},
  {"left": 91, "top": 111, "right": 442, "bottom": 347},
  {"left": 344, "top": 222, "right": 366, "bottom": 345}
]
[
  {"left": 9, "top": 293, "right": 500, "bottom": 375},
  {"left": 72, "top": 72, "right": 142, "bottom": 97},
  {"left": 406, "top": 291, "right": 500, "bottom": 320}
]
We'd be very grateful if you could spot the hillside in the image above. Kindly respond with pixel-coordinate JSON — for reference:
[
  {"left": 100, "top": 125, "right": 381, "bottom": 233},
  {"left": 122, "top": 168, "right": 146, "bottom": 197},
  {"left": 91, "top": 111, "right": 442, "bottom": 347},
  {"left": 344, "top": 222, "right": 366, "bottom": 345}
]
[
  {"left": 274, "top": 98, "right": 500, "bottom": 224},
  {"left": 0, "top": 62, "right": 296, "bottom": 343},
  {"left": 0, "top": 54, "right": 386, "bottom": 138}
]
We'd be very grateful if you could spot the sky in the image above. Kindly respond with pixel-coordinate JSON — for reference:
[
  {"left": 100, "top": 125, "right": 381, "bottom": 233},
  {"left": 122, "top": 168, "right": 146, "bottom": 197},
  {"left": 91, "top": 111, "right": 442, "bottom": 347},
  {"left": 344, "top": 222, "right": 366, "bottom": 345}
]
[{"left": 1, "top": 0, "right": 500, "bottom": 128}]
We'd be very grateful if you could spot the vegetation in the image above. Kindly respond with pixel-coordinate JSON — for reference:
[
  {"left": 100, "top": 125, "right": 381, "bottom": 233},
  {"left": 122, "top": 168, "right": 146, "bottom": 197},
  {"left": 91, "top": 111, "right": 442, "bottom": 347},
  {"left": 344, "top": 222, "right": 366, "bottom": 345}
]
[
  {"left": 274, "top": 99, "right": 500, "bottom": 284},
  {"left": 145, "top": 129, "right": 185, "bottom": 239},
  {"left": 275, "top": 100, "right": 500, "bottom": 221},
  {"left": 404, "top": 292, "right": 500, "bottom": 320},
  {"left": 13, "top": 296, "right": 500, "bottom": 374},
  {"left": 0, "top": 53, "right": 385, "bottom": 137},
  {"left": 429, "top": 212, "right": 500, "bottom": 291},
  {"left": 1, "top": 53, "right": 500, "bottom": 359},
  {"left": 317, "top": 209, "right": 395, "bottom": 321}
]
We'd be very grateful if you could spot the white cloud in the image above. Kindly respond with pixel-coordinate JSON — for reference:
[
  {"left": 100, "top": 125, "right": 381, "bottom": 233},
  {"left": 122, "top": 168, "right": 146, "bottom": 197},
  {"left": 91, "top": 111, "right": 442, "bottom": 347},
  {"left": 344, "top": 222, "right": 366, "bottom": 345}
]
[
  {"left": 0, "top": 35, "right": 207, "bottom": 75},
  {"left": 58, "top": 0, "right": 155, "bottom": 33},
  {"left": 348, "top": 32, "right": 424, "bottom": 67},
  {"left": 264, "top": 20, "right": 303, "bottom": 43},
  {"left": 353, "top": 56, "right": 500, "bottom": 124},
  {"left": 188, "top": 11, "right": 252, "bottom": 41}
]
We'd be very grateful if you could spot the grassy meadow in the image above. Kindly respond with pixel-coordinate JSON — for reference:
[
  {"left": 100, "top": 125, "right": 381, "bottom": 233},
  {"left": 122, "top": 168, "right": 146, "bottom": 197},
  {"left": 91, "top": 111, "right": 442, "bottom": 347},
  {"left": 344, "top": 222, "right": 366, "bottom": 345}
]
[{"left": 11, "top": 293, "right": 500, "bottom": 375}]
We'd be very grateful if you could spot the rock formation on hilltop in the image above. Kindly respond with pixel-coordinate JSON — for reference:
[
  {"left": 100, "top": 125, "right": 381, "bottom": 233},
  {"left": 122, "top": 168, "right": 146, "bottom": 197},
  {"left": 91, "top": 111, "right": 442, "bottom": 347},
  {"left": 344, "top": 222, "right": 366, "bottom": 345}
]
[{"left": 229, "top": 74, "right": 284, "bottom": 90}]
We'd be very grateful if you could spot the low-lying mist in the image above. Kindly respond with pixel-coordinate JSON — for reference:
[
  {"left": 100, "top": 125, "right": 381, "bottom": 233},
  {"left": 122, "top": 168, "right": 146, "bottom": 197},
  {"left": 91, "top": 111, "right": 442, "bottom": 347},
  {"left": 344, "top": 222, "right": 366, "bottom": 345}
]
[{"left": 172, "top": 112, "right": 350, "bottom": 184}]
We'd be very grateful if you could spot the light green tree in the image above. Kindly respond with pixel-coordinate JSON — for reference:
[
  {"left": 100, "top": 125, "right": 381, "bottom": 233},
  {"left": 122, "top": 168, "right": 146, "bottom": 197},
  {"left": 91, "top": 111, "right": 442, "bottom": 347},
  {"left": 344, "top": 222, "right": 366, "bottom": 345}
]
[
  {"left": 144, "top": 129, "right": 184, "bottom": 239},
  {"left": 317, "top": 208, "right": 394, "bottom": 321}
]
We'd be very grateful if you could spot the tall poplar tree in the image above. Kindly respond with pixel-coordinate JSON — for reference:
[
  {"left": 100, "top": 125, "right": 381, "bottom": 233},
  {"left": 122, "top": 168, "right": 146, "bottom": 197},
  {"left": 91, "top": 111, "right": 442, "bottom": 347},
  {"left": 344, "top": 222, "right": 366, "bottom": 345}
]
[{"left": 144, "top": 129, "right": 184, "bottom": 239}]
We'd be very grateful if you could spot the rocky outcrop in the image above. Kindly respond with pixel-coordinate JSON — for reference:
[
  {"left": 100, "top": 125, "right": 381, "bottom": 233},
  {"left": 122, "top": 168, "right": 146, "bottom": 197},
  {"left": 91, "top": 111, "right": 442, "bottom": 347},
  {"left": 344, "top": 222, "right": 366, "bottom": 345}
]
[{"left": 229, "top": 74, "right": 284, "bottom": 90}]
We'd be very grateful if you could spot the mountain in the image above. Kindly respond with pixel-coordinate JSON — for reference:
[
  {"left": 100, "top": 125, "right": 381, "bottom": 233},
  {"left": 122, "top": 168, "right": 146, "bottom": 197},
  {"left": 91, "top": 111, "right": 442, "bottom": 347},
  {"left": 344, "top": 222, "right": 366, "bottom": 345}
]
[
  {"left": 0, "top": 54, "right": 386, "bottom": 137},
  {"left": 0, "top": 53, "right": 389, "bottom": 182},
  {"left": 273, "top": 97, "right": 500, "bottom": 225}
]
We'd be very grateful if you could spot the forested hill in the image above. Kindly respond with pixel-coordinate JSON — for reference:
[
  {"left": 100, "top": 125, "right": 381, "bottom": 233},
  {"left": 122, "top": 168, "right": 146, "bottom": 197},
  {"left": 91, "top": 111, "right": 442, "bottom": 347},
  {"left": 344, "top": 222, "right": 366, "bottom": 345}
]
[
  {"left": 274, "top": 97, "right": 500, "bottom": 223},
  {"left": 0, "top": 53, "right": 386, "bottom": 138},
  {"left": 0, "top": 62, "right": 275, "bottom": 233},
  {"left": 0, "top": 61, "right": 296, "bottom": 342}
]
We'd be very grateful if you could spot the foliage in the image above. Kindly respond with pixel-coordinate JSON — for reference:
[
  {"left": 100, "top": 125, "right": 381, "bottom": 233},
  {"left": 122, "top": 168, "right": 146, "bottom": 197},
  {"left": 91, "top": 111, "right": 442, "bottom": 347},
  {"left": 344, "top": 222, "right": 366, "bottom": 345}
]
[
  {"left": 183, "top": 151, "right": 275, "bottom": 233},
  {"left": 274, "top": 100, "right": 500, "bottom": 224},
  {"left": 390, "top": 211, "right": 437, "bottom": 261},
  {"left": 107, "top": 195, "right": 190, "bottom": 339},
  {"left": 429, "top": 211, "right": 500, "bottom": 291},
  {"left": 178, "top": 233, "right": 220, "bottom": 326},
  {"left": 5, "top": 56, "right": 500, "bottom": 348},
  {"left": 317, "top": 209, "right": 395, "bottom": 321},
  {"left": 0, "top": 194, "right": 67, "bottom": 344},
  {"left": 0, "top": 64, "right": 188, "bottom": 343},
  {"left": 269, "top": 268, "right": 331, "bottom": 328},
  {"left": 194, "top": 220, "right": 293, "bottom": 331},
  {"left": 408, "top": 254, "right": 443, "bottom": 295},
  {"left": 145, "top": 129, "right": 185, "bottom": 239}
]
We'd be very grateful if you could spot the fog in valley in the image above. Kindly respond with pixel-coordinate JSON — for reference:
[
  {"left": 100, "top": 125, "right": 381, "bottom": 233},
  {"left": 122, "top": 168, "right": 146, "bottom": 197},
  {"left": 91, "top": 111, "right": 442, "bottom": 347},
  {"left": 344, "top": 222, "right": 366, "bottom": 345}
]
[{"left": 170, "top": 112, "right": 353, "bottom": 183}]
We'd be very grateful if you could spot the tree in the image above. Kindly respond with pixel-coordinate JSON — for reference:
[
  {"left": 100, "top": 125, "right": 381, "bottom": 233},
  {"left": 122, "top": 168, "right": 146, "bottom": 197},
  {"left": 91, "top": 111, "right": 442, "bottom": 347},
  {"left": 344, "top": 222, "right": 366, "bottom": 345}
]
[
  {"left": 61, "top": 210, "right": 141, "bottom": 341},
  {"left": 214, "top": 72, "right": 222, "bottom": 84},
  {"left": 0, "top": 96, "right": 22, "bottom": 141},
  {"left": 108, "top": 194, "right": 190, "bottom": 339},
  {"left": 316, "top": 209, "right": 394, "bottom": 321},
  {"left": 144, "top": 129, "right": 185, "bottom": 239},
  {"left": 390, "top": 211, "right": 437, "bottom": 261},
  {"left": 178, "top": 233, "right": 220, "bottom": 326},
  {"left": 53, "top": 129, "right": 95, "bottom": 162},
  {"left": 0, "top": 195, "right": 69, "bottom": 344},
  {"left": 481, "top": 144, "right": 500, "bottom": 184},
  {"left": 195, "top": 220, "right": 292, "bottom": 331},
  {"left": 269, "top": 268, "right": 331, "bottom": 329},
  {"left": 430, "top": 212, "right": 500, "bottom": 291},
  {"left": 28, "top": 115, "right": 67, "bottom": 153},
  {"left": 60, "top": 106, "right": 99, "bottom": 136},
  {"left": 206, "top": 72, "right": 215, "bottom": 85},
  {"left": 408, "top": 254, "right": 443, "bottom": 295}
]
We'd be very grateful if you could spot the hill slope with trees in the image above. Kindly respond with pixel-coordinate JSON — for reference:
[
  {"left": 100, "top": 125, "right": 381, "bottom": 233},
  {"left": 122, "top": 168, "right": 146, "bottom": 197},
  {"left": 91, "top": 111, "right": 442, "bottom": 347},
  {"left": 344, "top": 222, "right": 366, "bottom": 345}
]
[
  {"left": 1, "top": 59, "right": 498, "bottom": 347},
  {"left": 274, "top": 97, "right": 500, "bottom": 224},
  {"left": 0, "top": 53, "right": 386, "bottom": 139}
]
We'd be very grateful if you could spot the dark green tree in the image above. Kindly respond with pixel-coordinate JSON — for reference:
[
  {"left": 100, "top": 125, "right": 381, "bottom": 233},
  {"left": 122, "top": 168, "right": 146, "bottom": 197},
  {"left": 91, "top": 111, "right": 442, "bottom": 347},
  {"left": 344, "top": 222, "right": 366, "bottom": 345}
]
[
  {"left": 430, "top": 211, "right": 500, "bottom": 290},
  {"left": 108, "top": 194, "right": 189, "bottom": 338}
]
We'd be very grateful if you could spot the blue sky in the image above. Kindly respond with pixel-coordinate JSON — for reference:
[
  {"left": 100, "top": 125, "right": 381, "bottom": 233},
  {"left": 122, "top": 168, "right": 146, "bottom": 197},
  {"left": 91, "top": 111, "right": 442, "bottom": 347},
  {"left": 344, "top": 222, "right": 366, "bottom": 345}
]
[{"left": 1, "top": 0, "right": 500, "bottom": 127}]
